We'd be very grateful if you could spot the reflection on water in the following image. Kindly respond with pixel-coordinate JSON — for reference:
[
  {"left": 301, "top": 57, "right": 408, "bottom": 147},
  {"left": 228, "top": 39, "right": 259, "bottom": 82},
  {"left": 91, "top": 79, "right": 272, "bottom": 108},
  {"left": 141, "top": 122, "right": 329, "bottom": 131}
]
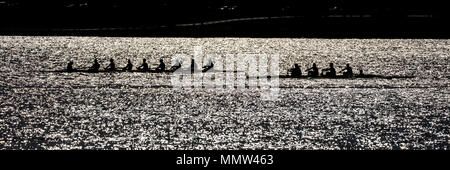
[{"left": 0, "top": 36, "right": 449, "bottom": 149}]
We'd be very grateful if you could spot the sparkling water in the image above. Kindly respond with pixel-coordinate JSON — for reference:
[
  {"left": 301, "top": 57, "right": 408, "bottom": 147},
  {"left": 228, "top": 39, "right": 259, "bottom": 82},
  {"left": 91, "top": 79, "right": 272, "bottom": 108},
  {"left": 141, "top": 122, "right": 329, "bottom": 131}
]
[{"left": 0, "top": 36, "right": 448, "bottom": 149}]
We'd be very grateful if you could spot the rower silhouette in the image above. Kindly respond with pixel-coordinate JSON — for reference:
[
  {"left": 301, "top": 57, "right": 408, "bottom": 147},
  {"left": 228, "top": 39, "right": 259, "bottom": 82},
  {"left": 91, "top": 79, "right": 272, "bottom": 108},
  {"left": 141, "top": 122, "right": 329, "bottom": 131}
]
[
  {"left": 190, "top": 59, "right": 198, "bottom": 72},
  {"left": 137, "top": 58, "right": 149, "bottom": 71},
  {"left": 203, "top": 59, "right": 214, "bottom": 72},
  {"left": 322, "top": 63, "right": 336, "bottom": 77},
  {"left": 306, "top": 63, "right": 319, "bottom": 77},
  {"left": 89, "top": 59, "right": 100, "bottom": 72},
  {"left": 123, "top": 59, "right": 133, "bottom": 71},
  {"left": 289, "top": 64, "right": 302, "bottom": 77},
  {"left": 67, "top": 61, "right": 74, "bottom": 72},
  {"left": 106, "top": 58, "right": 116, "bottom": 71},
  {"left": 340, "top": 64, "right": 353, "bottom": 77},
  {"left": 156, "top": 59, "right": 166, "bottom": 71},
  {"left": 170, "top": 59, "right": 182, "bottom": 71}
]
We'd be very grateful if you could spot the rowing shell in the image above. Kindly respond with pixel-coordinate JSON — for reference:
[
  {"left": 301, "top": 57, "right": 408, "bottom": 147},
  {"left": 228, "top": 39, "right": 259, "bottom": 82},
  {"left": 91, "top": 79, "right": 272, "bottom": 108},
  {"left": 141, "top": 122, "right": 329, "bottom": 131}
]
[
  {"left": 36, "top": 69, "right": 413, "bottom": 79},
  {"left": 38, "top": 68, "right": 243, "bottom": 74},
  {"left": 254, "top": 74, "right": 416, "bottom": 79},
  {"left": 40, "top": 69, "right": 174, "bottom": 73}
]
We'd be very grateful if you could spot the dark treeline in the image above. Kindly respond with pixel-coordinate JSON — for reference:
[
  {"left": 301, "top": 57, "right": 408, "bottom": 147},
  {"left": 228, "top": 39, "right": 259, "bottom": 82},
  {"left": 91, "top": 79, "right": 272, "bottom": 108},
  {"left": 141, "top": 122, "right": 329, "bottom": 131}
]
[{"left": 0, "top": 0, "right": 448, "bottom": 37}]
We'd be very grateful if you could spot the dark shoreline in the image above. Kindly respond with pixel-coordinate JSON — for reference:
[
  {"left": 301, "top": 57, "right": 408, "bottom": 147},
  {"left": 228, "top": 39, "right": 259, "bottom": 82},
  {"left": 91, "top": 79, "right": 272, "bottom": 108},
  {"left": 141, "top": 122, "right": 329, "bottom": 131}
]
[{"left": 1, "top": 16, "right": 449, "bottom": 38}]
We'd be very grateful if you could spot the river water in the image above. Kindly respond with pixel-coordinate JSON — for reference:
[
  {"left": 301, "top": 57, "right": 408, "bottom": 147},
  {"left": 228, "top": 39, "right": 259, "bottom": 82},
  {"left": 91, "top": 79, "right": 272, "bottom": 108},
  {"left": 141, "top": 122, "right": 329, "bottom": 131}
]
[{"left": 0, "top": 36, "right": 448, "bottom": 149}]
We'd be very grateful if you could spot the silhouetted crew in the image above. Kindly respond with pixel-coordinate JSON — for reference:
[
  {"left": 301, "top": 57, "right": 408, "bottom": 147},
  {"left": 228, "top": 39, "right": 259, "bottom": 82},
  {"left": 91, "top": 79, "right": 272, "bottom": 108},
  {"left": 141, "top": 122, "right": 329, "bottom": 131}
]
[
  {"left": 156, "top": 59, "right": 166, "bottom": 71},
  {"left": 203, "top": 59, "right": 214, "bottom": 71},
  {"left": 306, "top": 63, "right": 319, "bottom": 77},
  {"left": 290, "top": 64, "right": 302, "bottom": 77},
  {"left": 170, "top": 60, "right": 181, "bottom": 71},
  {"left": 138, "top": 58, "right": 149, "bottom": 71},
  {"left": 123, "top": 59, "right": 133, "bottom": 71},
  {"left": 190, "top": 59, "right": 198, "bottom": 72},
  {"left": 322, "top": 63, "right": 336, "bottom": 77},
  {"left": 67, "top": 61, "right": 74, "bottom": 72},
  {"left": 341, "top": 64, "right": 353, "bottom": 77},
  {"left": 106, "top": 58, "right": 116, "bottom": 71},
  {"left": 90, "top": 59, "right": 100, "bottom": 72},
  {"left": 359, "top": 70, "right": 364, "bottom": 76}
]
